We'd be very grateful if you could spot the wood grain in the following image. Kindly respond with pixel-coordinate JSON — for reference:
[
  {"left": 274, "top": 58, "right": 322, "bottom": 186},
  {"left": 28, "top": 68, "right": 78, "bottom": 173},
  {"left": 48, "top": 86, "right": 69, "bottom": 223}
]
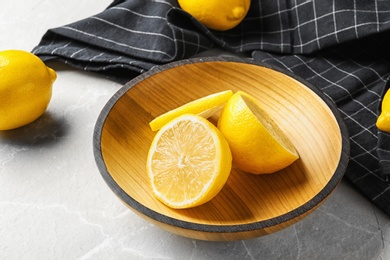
[{"left": 93, "top": 57, "right": 349, "bottom": 241}]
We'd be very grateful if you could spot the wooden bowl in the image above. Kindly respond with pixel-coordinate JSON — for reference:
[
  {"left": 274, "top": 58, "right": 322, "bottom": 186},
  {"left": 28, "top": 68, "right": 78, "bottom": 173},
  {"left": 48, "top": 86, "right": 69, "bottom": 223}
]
[{"left": 93, "top": 57, "right": 349, "bottom": 241}]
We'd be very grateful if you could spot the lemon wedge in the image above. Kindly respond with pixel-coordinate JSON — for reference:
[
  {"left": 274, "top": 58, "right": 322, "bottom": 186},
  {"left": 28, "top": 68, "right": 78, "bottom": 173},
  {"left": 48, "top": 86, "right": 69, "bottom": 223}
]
[
  {"left": 217, "top": 91, "right": 299, "bottom": 174},
  {"left": 149, "top": 90, "right": 233, "bottom": 131}
]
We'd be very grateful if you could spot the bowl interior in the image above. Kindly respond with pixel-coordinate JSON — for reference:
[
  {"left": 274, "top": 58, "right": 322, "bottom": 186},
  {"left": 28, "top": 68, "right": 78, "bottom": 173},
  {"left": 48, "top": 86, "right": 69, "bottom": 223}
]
[{"left": 95, "top": 58, "right": 348, "bottom": 232}]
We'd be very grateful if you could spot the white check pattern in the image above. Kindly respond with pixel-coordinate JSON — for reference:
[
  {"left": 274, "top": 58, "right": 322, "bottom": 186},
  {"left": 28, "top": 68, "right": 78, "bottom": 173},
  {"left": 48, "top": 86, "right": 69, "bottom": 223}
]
[{"left": 33, "top": 0, "right": 390, "bottom": 215}]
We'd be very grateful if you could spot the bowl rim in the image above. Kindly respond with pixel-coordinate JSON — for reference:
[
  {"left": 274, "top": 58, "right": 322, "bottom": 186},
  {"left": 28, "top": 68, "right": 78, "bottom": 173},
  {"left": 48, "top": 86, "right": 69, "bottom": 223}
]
[{"left": 93, "top": 56, "right": 350, "bottom": 233}]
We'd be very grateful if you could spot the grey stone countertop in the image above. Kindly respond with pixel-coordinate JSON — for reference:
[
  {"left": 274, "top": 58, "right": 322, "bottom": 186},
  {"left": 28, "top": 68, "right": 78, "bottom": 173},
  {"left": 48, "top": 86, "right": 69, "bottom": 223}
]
[{"left": 1, "top": 0, "right": 389, "bottom": 259}]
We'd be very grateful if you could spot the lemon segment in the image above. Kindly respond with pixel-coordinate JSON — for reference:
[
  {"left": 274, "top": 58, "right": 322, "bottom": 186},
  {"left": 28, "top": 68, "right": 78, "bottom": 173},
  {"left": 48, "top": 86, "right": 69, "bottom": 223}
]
[
  {"left": 376, "top": 88, "right": 390, "bottom": 132},
  {"left": 149, "top": 90, "right": 233, "bottom": 131},
  {"left": 178, "top": 0, "right": 251, "bottom": 31},
  {"left": 217, "top": 91, "right": 299, "bottom": 174},
  {"left": 147, "top": 114, "right": 232, "bottom": 209},
  {"left": 0, "top": 50, "right": 56, "bottom": 130}
]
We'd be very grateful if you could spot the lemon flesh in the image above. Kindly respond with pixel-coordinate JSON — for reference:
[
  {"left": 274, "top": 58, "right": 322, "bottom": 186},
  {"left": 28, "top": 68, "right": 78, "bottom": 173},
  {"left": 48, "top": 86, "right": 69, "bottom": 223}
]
[
  {"left": 149, "top": 90, "right": 233, "bottom": 131},
  {"left": 217, "top": 91, "right": 299, "bottom": 174},
  {"left": 147, "top": 114, "right": 232, "bottom": 209},
  {"left": 0, "top": 50, "right": 56, "bottom": 130}
]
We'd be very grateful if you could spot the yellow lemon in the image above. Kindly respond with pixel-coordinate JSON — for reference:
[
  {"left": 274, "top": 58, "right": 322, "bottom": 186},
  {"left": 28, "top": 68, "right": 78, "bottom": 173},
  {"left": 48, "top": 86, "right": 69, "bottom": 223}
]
[
  {"left": 178, "top": 0, "right": 251, "bottom": 31},
  {"left": 147, "top": 114, "right": 232, "bottom": 209},
  {"left": 217, "top": 91, "right": 299, "bottom": 174},
  {"left": 376, "top": 88, "right": 390, "bottom": 132},
  {"left": 0, "top": 50, "right": 56, "bottom": 130},
  {"left": 149, "top": 90, "right": 233, "bottom": 131}
]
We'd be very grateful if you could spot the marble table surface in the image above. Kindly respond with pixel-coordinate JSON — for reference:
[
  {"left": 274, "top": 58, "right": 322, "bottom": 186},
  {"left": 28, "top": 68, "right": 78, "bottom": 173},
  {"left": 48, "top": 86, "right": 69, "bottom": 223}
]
[{"left": 1, "top": 0, "right": 389, "bottom": 259}]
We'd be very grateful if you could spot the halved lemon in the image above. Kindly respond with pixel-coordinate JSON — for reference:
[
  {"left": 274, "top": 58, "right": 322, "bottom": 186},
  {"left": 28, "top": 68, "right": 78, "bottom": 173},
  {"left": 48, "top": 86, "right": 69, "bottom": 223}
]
[
  {"left": 149, "top": 90, "right": 233, "bottom": 131},
  {"left": 217, "top": 91, "right": 299, "bottom": 174},
  {"left": 147, "top": 114, "right": 232, "bottom": 209}
]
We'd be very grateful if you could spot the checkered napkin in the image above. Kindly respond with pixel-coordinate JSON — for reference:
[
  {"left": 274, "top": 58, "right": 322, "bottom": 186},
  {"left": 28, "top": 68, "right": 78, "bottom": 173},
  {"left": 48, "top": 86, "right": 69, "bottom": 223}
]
[{"left": 32, "top": 0, "right": 390, "bottom": 215}]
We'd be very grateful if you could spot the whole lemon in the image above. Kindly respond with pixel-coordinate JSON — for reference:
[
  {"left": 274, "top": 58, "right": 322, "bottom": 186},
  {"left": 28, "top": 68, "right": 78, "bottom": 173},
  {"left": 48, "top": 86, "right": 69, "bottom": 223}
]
[
  {"left": 0, "top": 50, "right": 56, "bottom": 130},
  {"left": 376, "top": 88, "right": 390, "bottom": 132},
  {"left": 178, "top": 0, "right": 251, "bottom": 31}
]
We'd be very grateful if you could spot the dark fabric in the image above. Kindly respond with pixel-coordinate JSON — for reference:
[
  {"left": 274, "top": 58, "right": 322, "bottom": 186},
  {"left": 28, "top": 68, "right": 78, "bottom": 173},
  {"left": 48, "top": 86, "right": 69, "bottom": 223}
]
[{"left": 33, "top": 0, "right": 390, "bottom": 215}]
